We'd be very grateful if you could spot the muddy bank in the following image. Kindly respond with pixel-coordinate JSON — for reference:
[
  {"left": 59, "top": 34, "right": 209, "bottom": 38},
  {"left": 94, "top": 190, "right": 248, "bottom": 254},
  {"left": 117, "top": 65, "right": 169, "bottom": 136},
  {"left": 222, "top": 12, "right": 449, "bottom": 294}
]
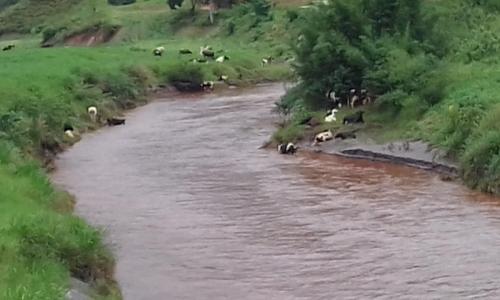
[{"left": 298, "top": 137, "right": 458, "bottom": 178}]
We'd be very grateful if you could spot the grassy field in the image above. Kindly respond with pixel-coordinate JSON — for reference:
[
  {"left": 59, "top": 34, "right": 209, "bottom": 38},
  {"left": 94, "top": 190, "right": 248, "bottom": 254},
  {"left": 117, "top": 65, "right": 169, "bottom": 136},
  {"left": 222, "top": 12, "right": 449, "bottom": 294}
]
[
  {"left": 0, "top": 46, "right": 290, "bottom": 299},
  {"left": 0, "top": 1, "right": 295, "bottom": 299}
]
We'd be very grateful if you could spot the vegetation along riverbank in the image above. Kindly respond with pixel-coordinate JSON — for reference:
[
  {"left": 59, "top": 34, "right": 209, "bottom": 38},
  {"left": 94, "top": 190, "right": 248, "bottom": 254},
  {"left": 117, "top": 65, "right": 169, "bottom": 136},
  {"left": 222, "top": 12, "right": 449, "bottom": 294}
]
[
  {"left": 1, "top": 0, "right": 499, "bottom": 298},
  {"left": 273, "top": 0, "right": 500, "bottom": 195},
  {"left": 0, "top": 0, "right": 298, "bottom": 298}
]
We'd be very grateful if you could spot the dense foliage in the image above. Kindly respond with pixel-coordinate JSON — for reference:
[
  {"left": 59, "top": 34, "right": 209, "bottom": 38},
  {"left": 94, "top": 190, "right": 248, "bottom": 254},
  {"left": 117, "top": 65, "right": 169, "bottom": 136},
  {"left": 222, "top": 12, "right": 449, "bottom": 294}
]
[{"left": 283, "top": 0, "right": 500, "bottom": 193}]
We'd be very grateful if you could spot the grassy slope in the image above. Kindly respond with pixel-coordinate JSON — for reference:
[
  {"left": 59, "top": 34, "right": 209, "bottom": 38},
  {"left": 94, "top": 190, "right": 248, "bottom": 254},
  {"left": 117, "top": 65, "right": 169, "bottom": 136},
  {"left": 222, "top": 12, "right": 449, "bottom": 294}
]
[
  {"left": 275, "top": 0, "right": 500, "bottom": 194},
  {"left": 0, "top": 1, "right": 295, "bottom": 299},
  {"left": 365, "top": 2, "right": 500, "bottom": 193}
]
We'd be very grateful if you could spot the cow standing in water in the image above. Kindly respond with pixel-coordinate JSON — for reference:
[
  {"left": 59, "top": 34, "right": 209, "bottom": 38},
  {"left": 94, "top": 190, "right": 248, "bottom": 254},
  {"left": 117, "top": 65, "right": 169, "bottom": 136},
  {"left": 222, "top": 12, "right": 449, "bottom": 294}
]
[{"left": 278, "top": 143, "right": 298, "bottom": 155}]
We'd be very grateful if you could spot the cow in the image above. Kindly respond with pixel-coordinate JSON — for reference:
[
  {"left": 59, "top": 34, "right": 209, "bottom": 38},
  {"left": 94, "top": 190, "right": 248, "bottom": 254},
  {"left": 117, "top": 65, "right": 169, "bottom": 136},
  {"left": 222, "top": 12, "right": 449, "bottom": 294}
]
[
  {"left": 107, "top": 117, "right": 126, "bottom": 126},
  {"left": 278, "top": 143, "right": 298, "bottom": 154},
  {"left": 2, "top": 44, "right": 15, "bottom": 51},
  {"left": 343, "top": 111, "right": 364, "bottom": 125},
  {"left": 334, "top": 131, "right": 357, "bottom": 140}
]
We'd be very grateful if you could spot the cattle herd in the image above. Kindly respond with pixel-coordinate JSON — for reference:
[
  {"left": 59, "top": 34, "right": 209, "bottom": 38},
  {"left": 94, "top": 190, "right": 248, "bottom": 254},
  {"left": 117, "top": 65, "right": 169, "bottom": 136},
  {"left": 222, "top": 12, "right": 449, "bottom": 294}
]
[
  {"left": 278, "top": 88, "right": 374, "bottom": 155},
  {"left": 63, "top": 106, "right": 126, "bottom": 140},
  {"left": 152, "top": 45, "right": 274, "bottom": 91},
  {"left": 327, "top": 88, "right": 373, "bottom": 109},
  {"left": 0, "top": 42, "right": 371, "bottom": 151}
]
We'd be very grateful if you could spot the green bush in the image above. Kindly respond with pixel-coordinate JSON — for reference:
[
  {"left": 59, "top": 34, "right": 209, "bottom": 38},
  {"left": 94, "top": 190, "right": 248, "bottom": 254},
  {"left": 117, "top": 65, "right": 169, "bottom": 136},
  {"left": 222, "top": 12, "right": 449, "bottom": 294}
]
[
  {"left": 166, "top": 63, "right": 204, "bottom": 85},
  {"left": 285, "top": 9, "right": 299, "bottom": 23},
  {"left": 273, "top": 85, "right": 304, "bottom": 116},
  {"left": 417, "top": 69, "right": 448, "bottom": 106},
  {"left": 432, "top": 102, "right": 484, "bottom": 156},
  {"left": 41, "top": 27, "right": 59, "bottom": 43},
  {"left": 272, "top": 123, "right": 306, "bottom": 144},
  {"left": 461, "top": 131, "right": 500, "bottom": 192},
  {"left": 13, "top": 213, "right": 114, "bottom": 282}
]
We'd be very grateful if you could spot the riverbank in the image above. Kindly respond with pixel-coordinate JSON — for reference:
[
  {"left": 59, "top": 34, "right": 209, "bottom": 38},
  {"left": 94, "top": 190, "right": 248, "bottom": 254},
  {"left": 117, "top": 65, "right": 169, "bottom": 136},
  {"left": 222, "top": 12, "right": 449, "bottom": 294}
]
[
  {"left": 0, "top": 42, "right": 291, "bottom": 298},
  {"left": 52, "top": 82, "right": 500, "bottom": 299},
  {"left": 270, "top": 0, "right": 500, "bottom": 195},
  {"left": 0, "top": 0, "right": 303, "bottom": 297},
  {"left": 299, "top": 138, "right": 459, "bottom": 178},
  {"left": 271, "top": 115, "right": 460, "bottom": 179}
]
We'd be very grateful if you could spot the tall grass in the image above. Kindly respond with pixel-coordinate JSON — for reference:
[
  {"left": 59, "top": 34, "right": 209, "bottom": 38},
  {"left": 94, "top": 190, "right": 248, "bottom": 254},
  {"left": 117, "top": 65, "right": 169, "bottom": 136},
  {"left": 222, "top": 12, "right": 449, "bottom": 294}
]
[{"left": 0, "top": 139, "right": 116, "bottom": 299}]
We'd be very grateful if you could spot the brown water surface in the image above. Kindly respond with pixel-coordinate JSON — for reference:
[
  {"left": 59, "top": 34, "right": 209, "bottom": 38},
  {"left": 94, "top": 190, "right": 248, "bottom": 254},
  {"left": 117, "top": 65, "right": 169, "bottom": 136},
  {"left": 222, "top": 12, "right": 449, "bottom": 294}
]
[{"left": 53, "top": 84, "right": 500, "bottom": 299}]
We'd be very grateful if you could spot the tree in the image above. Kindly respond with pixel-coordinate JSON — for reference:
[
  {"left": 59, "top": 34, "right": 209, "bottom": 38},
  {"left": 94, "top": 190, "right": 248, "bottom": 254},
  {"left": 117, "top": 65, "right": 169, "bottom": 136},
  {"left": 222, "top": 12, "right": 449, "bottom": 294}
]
[
  {"left": 291, "top": 0, "right": 369, "bottom": 109},
  {"left": 366, "top": 0, "right": 399, "bottom": 37},
  {"left": 363, "top": 0, "right": 423, "bottom": 38}
]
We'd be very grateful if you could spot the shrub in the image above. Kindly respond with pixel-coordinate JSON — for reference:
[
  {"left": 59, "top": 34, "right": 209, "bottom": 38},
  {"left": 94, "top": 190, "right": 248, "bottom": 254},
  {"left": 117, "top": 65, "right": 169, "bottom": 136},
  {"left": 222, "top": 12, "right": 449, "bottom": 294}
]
[
  {"left": 273, "top": 86, "right": 303, "bottom": 116},
  {"left": 248, "top": 0, "right": 272, "bottom": 17},
  {"left": 126, "top": 65, "right": 156, "bottom": 89},
  {"left": 461, "top": 131, "right": 500, "bottom": 191},
  {"left": 417, "top": 69, "right": 448, "bottom": 106},
  {"left": 272, "top": 123, "right": 306, "bottom": 144},
  {"left": 12, "top": 213, "right": 114, "bottom": 282},
  {"left": 100, "top": 72, "right": 141, "bottom": 108},
  {"left": 375, "top": 89, "right": 409, "bottom": 113},
  {"left": 285, "top": 9, "right": 299, "bottom": 23},
  {"left": 166, "top": 63, "right": 204, "bottom": 85},
  {"left": 432, "top": 101, "right": 484, "bottom": 156},
  {"left": 41, "top": 27, "right": 61, "bottom": 43}
]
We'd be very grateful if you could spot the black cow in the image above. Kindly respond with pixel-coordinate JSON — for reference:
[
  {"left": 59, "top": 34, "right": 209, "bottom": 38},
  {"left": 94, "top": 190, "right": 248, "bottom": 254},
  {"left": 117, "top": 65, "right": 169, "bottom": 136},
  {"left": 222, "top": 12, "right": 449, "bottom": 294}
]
[
  {"left": 192, "top": 58, "right": 208, "bottom": 63},
  {"left": 326, "top": 89, "right": 343, "bottom": 108},
  {"left": 179, "top": 49, "right": 193, "bottom": 54},
  {"left": 2, "top": 44, "right": 15, "bottom": 51},
  {"left": 343, "top": 111, "right": 364, "bottom": 125},
  {"left": 334, "top": 131, "right": 357, "bottom": 140},
  {"left": 63, "top": 124, "right": 74, "bottom": 132},
  {"left": 201, "top": 81, "right": 214, "bottom": 91},
  {"left": 201, "top": 49, "right": 215, "bottom": 59},
  {"left": 107, "top": 117, "right": 126, "bottom": 126},
  {"left": 172, "top": 80, "right": 203, "bottom": 92}
]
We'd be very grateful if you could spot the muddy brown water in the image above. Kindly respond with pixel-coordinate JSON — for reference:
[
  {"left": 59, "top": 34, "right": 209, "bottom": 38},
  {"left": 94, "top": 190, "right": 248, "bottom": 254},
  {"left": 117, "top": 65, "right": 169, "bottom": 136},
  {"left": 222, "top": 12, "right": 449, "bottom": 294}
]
[{"left": 53, "top": 84, "right": 500, "bottom": 299}]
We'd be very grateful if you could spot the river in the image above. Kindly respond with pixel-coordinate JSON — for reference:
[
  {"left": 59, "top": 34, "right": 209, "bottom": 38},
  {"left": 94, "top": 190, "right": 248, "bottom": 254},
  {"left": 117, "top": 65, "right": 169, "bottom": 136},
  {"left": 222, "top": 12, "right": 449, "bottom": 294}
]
[{"left": 53, "top": 84, "right": 500, "bottom": 299}]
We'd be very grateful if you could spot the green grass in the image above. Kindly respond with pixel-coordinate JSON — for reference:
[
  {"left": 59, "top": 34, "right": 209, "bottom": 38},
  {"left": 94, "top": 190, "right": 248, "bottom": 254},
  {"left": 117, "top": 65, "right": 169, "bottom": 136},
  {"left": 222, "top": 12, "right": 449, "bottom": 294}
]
[
  {"left": 0, "top": 0, "right": 302, "bottom": 296},
  {"left": 0, "top": 1, "right": 295, "bottom": 297},
  {"left": 0, "top": 42, "right": 290, "bottom": 153},
  {"left": 0, "top": 0, "right": 106, "bottom": 36},
  {"left": 0, "top": 50, "right": 286, "bottom": 297},
  {"left": 0, "top": 141, "right": 118, "bottom": 299}
]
